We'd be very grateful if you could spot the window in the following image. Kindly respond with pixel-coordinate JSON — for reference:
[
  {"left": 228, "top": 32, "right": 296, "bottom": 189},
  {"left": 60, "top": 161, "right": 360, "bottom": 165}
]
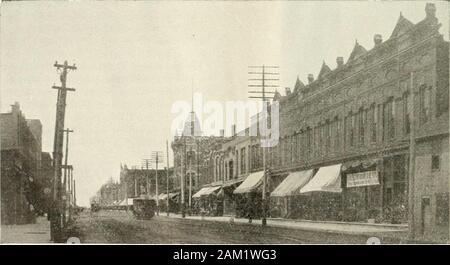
[
  {"left": 383, "top": 98, "right": 394, "bottom": 141},
  {"left": 349, "top": 112, "right": 355, "bottom": 147},
  {"left": 325, "top": 120, "right": 331, "bottom": 153},
  {"left": 235, "top": 151, "right": 239, "bottom": 175},
  {"left": 370, "top": 104, "right": 376, "bottom": 142},
  {"left": 403, "top": 93, "right": 411, "bottom": 135},
  {"left": 344, "top": 116, "right": 348, "bottom": 149},
  {"left": 335, "top": 118, "right": 340, "bottom": 149},
  {"left": 240, "top": 147, "right": 246, "bottom": 174},
  {"left": 358, "top": 108, "right": 365, "bottom": 145},
  {"left": 432, "top": 155, "right": 440, "bottom": 171},
  {"left": 419, "top": 85, "right": 431, "bottom": 124},
  {"left": 377, "top": 104, "right": 383, "bottom": 142},
  {"left": 306, "top": 127, "right": 312, "bottom": 158}
]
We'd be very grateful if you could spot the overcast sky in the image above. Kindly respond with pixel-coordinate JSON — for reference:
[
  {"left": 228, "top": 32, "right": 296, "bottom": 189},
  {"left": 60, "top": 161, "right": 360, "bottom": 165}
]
[{"left": 1, "top": 1, "right": 448, "bottom": 206}]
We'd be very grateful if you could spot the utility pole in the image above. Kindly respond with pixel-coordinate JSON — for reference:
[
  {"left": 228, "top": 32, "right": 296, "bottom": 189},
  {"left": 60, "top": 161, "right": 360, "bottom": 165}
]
[
  {"left": 73, "top": 179, "right": 76, "bottom": 207},
  {"left": 248, "top": 65, "right": 279, "bottom": 227},
  {"left": 182, "top": 138, "right": 186, "bottom": 218},
  {"left": 166, "top": 140, "right": 170, "bottom": 216},
  {"left": 62, "top": 129, "right": 73, "bottom": 225},
  {"left": 150, "top": 151, "right": 164, "bottom": 216},
  {"left": 408, "top": 72, "right": 416, "bottom": 240},
  {"left": 51, "top": 60, "right": 76, "bottom": 242},
  {"left": 142, "top": 159, "right": 152, "bottom": 197},
  {"left": 68, "top": 166, "right": 73, "bottom": 219}
]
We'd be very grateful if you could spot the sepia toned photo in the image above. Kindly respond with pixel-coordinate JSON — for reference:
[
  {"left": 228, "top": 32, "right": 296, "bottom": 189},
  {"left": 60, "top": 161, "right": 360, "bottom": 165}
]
[{"left": 0, "top": 0, "right": 449, "bottom": 247}]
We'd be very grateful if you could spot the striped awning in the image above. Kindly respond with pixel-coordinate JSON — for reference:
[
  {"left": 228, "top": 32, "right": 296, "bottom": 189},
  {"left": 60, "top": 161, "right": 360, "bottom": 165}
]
[
  {"left": 233, "top": 171, "right": 265, "bottom": 194},
  {"left": 270, "top": 169, "right": 314, "bottom": 197},
  {"left": 300, "top": 164, "right": 342, "bottom": 193},
  {"left": 192, "top": 186, "right": 222, "bottom": 198}
]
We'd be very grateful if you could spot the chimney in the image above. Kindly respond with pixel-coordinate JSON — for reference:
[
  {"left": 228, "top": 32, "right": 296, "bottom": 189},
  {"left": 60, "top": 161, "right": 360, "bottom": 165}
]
[
  {"left": 285, "top": 87, "right": 291, "bottom": 96},
  {"left": 11, "top": 102, "right": 20, "bottom": 114},
  {"left": 374, "top": 34, "right": 382, "bottom": 46},
  {"left": 307, "top": 74, "right": 314, "bottom": 84},
  {"left": 336, "top": 57, "right": 344, "bottom": 68},
  {"left": 231, "top": 125, "right": 236, "bottom": 136},
  {"left": 425, "top": 3, "right": 436, "bottom": 18},
  {"left": 220, "top": 129, "right": 225, "bottom": 137}
]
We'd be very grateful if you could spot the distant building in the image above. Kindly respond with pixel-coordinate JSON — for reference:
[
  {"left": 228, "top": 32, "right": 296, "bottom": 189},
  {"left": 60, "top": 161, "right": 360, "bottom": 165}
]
[
  {"left": 119, "top": 165, "right": 170, "bottom": 200},
  {"left": 171, "top": 108, "right": 227, "bottom": 211}
]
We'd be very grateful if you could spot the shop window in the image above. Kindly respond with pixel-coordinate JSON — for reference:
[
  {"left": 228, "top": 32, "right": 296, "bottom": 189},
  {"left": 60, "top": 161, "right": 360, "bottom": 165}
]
[{"left": 431, "top": 155, "right": 440, "bottom": 171}]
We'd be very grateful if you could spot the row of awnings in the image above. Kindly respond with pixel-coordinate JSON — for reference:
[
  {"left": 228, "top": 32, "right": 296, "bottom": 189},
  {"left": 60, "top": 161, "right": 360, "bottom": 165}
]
[
  {"left": 192, "top": 160, "right": 380, "bottom": 199},
  {"left": 271, "top": 162, "right": 380, "bottom": 197}
]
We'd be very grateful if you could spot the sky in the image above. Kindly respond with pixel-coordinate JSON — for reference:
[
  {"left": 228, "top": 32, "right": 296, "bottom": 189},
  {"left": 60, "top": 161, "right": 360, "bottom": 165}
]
[{"left": 1, "top": 1, "right": 448, "bottom": 207}]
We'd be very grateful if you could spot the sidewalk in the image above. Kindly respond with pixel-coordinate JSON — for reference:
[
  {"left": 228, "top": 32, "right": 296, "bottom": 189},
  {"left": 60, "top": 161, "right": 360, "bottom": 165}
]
[
  {"left": 1, "top": 216, "right": 52, "bottom": 244},
  {"left": 158, "top": 212, "right": 408, "bottom": 237}
]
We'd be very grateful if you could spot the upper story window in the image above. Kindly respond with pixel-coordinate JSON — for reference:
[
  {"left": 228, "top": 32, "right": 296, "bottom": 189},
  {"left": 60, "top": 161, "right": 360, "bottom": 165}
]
[
  {"left": 240, "top": 147, "right": 246, "bottom": 174},
  {"left": 403, "top": 92, "right": 411, "bottom": 135},
  {"left": 358, "top": 108, "right": 366, "bottom": 145},
  {"left": 432, "top": 154, "right": 440, "bottom": 171},
  {"left": 349, "top": 112, "right": 355, "bottom": 147},
  {"left": 419, "top": 84, "right": 431, "bottom": 125}
]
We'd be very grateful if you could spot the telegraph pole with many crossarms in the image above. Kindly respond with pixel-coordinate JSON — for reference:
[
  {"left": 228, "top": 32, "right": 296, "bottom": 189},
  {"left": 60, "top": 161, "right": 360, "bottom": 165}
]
[{"left": 248, "top": 65, "right": 279, "bottom": 227}]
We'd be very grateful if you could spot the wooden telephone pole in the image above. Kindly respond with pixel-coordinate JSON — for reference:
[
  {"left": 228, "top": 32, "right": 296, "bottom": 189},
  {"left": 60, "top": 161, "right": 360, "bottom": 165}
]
[
  {"left": 142, "top": 158, "right": 152, "bottom": 198},
  {"left": 51, "top": 60, "right": 76, "bottom": 242},
  {"left": 248, "top": 65, "right": 279, "bottom": 227},
  {"left": 166, "top": 140, "right": 170, "bottom": 216},
  {"left": 151, "top": 151, "right": 164, "bottom": 216},
  {"left": 62, "top": 128, "right": 73, "bottom": 225}
]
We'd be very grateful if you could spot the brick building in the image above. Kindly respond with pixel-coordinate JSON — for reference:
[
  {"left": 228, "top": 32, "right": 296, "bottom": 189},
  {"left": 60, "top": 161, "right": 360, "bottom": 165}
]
[
  {"left": 171, "top": 109, "right": 227, "bottom": 212},
  {"left": 267, "top": 3, "right": 448, "bottom": 241},
  {"left": 190, "top": 3, "right": 448, "bottom": 241},
  {"left": 1, "top": 103, "right": 43, "bottom": 224}
]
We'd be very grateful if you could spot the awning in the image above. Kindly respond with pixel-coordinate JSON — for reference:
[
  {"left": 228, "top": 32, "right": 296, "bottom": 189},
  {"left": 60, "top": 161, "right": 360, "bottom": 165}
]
[
  {"left": 233, "top": 171, "right": 265, "bottom": 194},
  {"left": 193, "top": 187, "right": 210, "bottom": 198},
  {"left": 168, "top": 192, "right": 179, "bottom": 199},
  {"left": 270, "top": 169, "right": 314, "bottom": 197},
  {"left": 202, "top": 186, "right": 221, "bottom": 196},
  {"left": 158, "top": 193, "right": 168, "bottom": 200},
  {"left": 300, "top": 164, "right": 342, "bottom": 193},
  {"left": 192, "top": 186, "right": 221, "bottom": 198},
  {"left": 118, "top": 198, "right": 134, "bottom": 206},
  {"left": 222, "top": 177, "right": 245, "bottom": 188}
]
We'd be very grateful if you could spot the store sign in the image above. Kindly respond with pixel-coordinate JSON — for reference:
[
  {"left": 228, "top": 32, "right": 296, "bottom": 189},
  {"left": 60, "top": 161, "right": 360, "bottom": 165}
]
[{"left": 346, "top": 171, "right": 379, "bottom": 188}]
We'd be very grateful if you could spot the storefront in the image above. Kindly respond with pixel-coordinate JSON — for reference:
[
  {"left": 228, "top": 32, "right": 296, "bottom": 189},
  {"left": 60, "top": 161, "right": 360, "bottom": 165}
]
[
  {"left": 222, "top": 178, "right": 245, "bottom": 216},
  {"left": 341, "top": 159, "right": 381, "bottom": 222},
  {"left": 270, "top": 169, "right": 315, "bottom": 218},
  {"left": 192, "top": 186, "right": 222, "bottom": 215},
  {"left": 299, "top": 164, "right": 343, "bottom": 221},
  {"left": 157, "top": 192, "right": 180, "bottom": 213},
  {"left": 233, "top": 171, "right": 265, "bottom": 218}
]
